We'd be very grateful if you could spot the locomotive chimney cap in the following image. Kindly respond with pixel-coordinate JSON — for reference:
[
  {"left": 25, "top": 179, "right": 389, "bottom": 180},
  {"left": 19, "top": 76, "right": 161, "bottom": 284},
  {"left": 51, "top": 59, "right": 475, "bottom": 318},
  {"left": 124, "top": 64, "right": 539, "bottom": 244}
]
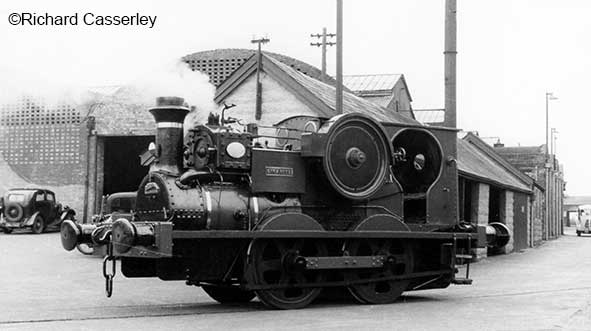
[
  {"left": 155, "top": 96, "right": 187, "bottom": 107},
  {"left": 149, "top": 96, "right": 190, "bottom": 124}
]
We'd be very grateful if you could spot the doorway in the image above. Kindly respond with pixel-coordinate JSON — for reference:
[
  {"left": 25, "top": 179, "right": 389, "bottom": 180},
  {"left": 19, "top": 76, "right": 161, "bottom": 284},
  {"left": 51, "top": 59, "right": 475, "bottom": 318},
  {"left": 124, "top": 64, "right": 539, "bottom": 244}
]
[{"left": 102, "top": 136, "right": 154, "bottom": 195}]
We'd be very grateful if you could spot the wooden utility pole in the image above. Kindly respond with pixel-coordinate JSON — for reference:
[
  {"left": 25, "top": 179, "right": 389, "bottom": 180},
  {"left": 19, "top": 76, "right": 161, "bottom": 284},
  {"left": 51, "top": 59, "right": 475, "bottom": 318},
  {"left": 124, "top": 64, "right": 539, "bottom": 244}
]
[
  {"left": 310, "top": 28, "right": 336, "bottom": 82},
  {"left": 444, "top": 0, "right": 457, "bottom": 128},
  {"left": 335, "top": 0, "right": 344, "bottom": 114},
  {"left": 251, "top": 37, "right": 270, "bottom": 120}
]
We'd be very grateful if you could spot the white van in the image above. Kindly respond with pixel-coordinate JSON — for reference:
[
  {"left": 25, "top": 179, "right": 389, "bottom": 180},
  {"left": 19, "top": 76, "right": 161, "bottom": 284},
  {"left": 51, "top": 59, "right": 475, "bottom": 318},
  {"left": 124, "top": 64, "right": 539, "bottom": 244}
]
[{"left": 576, "top": 204, "right": 591, "bottom": 236}]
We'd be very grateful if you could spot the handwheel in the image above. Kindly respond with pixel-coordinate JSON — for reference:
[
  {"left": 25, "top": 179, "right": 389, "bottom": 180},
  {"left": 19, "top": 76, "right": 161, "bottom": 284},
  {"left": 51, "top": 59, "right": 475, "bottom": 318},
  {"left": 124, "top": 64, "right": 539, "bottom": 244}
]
[
  {"left": 343, "top": 215, "right": 414, "bottom": 304},
  {"left": 202, "top": 285, "right": 255, "bottom": 304},
  {"left": 249, "top": 213, "right": 327, "bottom": 309}
]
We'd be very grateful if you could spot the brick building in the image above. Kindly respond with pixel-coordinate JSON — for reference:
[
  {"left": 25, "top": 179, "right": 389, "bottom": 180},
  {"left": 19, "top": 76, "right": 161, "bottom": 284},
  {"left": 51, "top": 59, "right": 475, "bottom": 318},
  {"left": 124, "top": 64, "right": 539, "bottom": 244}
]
[
  {"left": 0, "top": 88, "right": 156, "bottom": 220},
  {"left": 494, "top": 144, "right": 565, "bottom": 239}
]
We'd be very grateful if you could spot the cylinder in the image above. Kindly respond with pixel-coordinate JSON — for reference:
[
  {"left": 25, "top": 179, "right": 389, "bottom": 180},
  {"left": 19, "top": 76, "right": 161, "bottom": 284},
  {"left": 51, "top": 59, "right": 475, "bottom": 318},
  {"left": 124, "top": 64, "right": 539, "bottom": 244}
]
[{"left": 149, "top": 97, "right": 190, "bottom": 175}]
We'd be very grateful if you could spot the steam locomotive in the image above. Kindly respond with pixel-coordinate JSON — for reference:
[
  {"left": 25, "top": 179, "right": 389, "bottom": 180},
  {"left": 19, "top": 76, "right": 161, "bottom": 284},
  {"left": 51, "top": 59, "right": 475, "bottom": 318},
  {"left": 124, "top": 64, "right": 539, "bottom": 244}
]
[{"left": 61, "top": 96, "right": 508, "bottom": 309}]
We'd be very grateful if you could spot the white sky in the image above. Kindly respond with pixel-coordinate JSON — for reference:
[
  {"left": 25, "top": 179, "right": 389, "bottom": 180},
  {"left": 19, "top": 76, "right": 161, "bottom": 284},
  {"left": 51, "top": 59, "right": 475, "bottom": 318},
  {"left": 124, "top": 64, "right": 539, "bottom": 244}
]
[{"left": 0, "top": 0, "right": 589, "bottom": 195}]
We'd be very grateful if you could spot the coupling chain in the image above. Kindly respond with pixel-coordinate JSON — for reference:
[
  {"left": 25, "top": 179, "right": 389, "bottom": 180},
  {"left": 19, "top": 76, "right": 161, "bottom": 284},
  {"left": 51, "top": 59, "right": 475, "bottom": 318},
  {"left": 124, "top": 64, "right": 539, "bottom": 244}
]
[{"left": 102, "top": 242, "right": 117, "bottom": 297}]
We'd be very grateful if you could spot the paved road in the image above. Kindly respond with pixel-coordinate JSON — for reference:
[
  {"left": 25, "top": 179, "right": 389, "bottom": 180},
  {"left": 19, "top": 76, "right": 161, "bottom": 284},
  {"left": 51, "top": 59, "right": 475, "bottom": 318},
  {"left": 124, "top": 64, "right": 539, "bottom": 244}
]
[{"left": 1, "top": 227, "right": 590, "bottom": 330}]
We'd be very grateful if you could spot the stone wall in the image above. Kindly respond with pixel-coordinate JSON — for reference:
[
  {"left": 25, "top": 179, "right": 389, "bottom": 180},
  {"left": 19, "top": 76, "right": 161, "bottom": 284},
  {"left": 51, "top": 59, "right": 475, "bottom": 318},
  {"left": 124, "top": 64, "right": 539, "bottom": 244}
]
[
  {"left": 501, "top": 191, "right": 514, "bottom": 253},
  {"left": 471, "top": 182, "right": 490, "bottom": 260}
]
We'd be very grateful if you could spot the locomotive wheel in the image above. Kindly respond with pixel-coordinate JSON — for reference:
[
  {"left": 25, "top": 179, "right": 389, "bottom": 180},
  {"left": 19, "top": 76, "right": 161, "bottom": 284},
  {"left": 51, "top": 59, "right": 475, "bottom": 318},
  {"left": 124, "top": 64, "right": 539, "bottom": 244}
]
[
  {"left": 249, "top": 213, "right": 327, "bottom": 309},
  {"left": 202, "top": 285, "right": 256, "bottom": 304},
  {"left": 344, "top": 215, "right": 414, "bottom": 304}
]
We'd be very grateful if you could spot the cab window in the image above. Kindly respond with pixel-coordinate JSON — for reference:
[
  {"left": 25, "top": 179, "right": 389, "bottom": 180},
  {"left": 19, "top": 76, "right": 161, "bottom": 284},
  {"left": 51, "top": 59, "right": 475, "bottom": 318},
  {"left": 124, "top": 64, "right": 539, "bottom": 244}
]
[
  {"left": 46, "top": 193, "right": 55, "bottom": 202},
  {"left": 36, "top": 193, "right": 45, "bottom": 202}
]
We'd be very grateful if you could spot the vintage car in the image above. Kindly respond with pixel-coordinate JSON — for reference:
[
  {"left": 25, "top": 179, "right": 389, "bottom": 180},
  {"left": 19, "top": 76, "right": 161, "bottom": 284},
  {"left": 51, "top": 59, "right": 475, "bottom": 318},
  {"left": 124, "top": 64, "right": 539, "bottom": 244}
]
[
  {"left": 0, "top": 188, "right": 75, "bottom": 234},
  {"left": 75, "top": 191, "right": 136, "bottom": 255}
]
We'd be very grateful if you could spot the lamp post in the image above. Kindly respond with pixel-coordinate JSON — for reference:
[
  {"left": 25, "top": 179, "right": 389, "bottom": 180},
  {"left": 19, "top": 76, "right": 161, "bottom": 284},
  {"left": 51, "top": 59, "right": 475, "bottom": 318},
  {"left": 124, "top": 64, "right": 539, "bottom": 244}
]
[
  {"left": 550, "top": 128, "right": 558, "bottom": 155},
  {"left": 544, "top": 92, "right": 557, "bottom": 240},
  {"left": 545, "top": 92, "right": 558, "bottom": 157}
]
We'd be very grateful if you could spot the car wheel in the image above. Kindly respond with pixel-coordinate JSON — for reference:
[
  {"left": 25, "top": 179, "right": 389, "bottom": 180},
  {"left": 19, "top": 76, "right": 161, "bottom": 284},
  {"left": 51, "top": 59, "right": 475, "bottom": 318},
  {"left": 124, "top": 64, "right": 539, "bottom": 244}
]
[
  {"left": 577, "top": 231, "right": 581, "bottom": 237},
  {"left": 5, "top": 203, "right": 24, "bottom": 222},
  {"left": 2, "top": 227, "right": 13, "bottom": 234},
  {"left": 31, "top": 215, "right": 45, "bottom": 234}
]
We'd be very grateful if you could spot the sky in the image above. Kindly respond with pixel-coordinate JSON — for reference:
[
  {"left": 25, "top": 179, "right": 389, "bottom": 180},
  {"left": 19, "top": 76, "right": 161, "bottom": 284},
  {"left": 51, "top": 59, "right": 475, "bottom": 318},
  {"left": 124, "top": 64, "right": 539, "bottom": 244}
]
[{"left": 0, "top": 0, "right": 589, "bottom": 195}]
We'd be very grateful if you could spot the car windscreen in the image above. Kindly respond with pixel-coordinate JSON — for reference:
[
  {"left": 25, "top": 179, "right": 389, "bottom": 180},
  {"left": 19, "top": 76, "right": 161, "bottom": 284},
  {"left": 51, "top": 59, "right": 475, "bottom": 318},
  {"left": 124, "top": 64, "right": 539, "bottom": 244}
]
[{"left": 7, "top": 194, "right": 26, "bottom": 203}]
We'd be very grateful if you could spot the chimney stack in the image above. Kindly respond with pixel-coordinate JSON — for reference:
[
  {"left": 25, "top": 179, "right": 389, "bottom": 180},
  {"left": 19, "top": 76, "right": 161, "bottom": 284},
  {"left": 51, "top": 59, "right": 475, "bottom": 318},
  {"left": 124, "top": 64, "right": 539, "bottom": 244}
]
[{"left": 148, "top": 97, "right": 190, "bottom": 175}]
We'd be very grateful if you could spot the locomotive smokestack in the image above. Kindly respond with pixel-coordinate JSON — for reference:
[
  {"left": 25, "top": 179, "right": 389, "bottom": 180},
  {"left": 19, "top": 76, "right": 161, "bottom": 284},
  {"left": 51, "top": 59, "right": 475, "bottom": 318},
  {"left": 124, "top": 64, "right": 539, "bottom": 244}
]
[{"left": 149, "top": 96, "right": 190, "bottom": 175}]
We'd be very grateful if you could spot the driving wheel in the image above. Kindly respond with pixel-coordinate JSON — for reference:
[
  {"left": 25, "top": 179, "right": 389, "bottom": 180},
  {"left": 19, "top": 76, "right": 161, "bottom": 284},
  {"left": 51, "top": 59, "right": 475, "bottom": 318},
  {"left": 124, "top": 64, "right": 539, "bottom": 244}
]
[
  {"left": 344, "top": 215, "right": 414, "bottom": 304},
  {"left": 249, "top": 213, "right": 327, "bottom": 309}
]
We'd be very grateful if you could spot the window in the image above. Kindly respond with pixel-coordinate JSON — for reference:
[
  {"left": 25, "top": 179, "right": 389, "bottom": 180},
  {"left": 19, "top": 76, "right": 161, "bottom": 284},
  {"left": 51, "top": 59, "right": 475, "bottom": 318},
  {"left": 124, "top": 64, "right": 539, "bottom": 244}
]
[
  {"left": 36, "top": 193, "right": 45, "bottom": 202},
  {"left": 46, "top": 193, "right": 55, "bottom": 202},
  {"left": 7, "top": 194, "right": 25, "bottom": 203}
]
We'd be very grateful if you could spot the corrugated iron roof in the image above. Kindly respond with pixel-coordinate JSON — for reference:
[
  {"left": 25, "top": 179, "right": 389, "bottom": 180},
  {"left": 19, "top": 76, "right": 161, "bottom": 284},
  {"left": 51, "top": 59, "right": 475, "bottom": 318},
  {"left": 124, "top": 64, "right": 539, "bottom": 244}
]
[
  {"left": 265, "top": 56, "right": 418, "bottom": 125},
  {"left": 342, "top": 74, "right": 402, "bottom": 92},
  {"left": 457, "top": 138, "right": 532, "bottom": 193},
  {"left": 414, "top": 109, "right": 445, "bottom": 125}
]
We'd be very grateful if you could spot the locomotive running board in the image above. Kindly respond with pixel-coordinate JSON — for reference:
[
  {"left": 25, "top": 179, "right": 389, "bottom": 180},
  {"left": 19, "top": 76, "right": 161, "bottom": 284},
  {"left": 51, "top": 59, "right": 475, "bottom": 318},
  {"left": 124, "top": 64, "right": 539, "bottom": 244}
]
[{"left": 171, "top": 230, "right": 475, "bottom": 240}]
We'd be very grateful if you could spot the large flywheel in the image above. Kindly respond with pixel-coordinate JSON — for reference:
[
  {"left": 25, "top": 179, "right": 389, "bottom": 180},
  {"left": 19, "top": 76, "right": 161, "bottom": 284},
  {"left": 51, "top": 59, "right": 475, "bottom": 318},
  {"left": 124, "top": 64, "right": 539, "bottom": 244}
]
[
  {"left": 343, "top": 215, "right": 414, "bottom": 304},
  {"left": 248, "top": 213, "right": 327, "bottom": 309},
  {"left": 320, "top": 113, "right": 392, "bottom": 200}
]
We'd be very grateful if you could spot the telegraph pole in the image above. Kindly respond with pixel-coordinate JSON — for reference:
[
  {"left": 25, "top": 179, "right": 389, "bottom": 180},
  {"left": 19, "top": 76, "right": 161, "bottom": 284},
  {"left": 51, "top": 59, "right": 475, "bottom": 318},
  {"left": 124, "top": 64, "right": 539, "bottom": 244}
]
[
  {"left": 310, "top": 28, "right": 336, "bottom": 82},
  {"left": 251, "top": 37, "right": 270, "bottom": 120},
  {"left": 336, "top": 0, "right": 343, "bottom": 114},
  {"left": 444, "top": 0, "right": 457, "bottom": 128}
]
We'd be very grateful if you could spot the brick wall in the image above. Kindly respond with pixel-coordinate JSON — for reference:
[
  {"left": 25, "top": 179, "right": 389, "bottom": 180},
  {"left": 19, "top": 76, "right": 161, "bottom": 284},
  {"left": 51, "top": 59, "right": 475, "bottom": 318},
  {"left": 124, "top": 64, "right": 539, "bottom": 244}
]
[{"left": 0, "top": 98, "right": 88, "bottom": 214}]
